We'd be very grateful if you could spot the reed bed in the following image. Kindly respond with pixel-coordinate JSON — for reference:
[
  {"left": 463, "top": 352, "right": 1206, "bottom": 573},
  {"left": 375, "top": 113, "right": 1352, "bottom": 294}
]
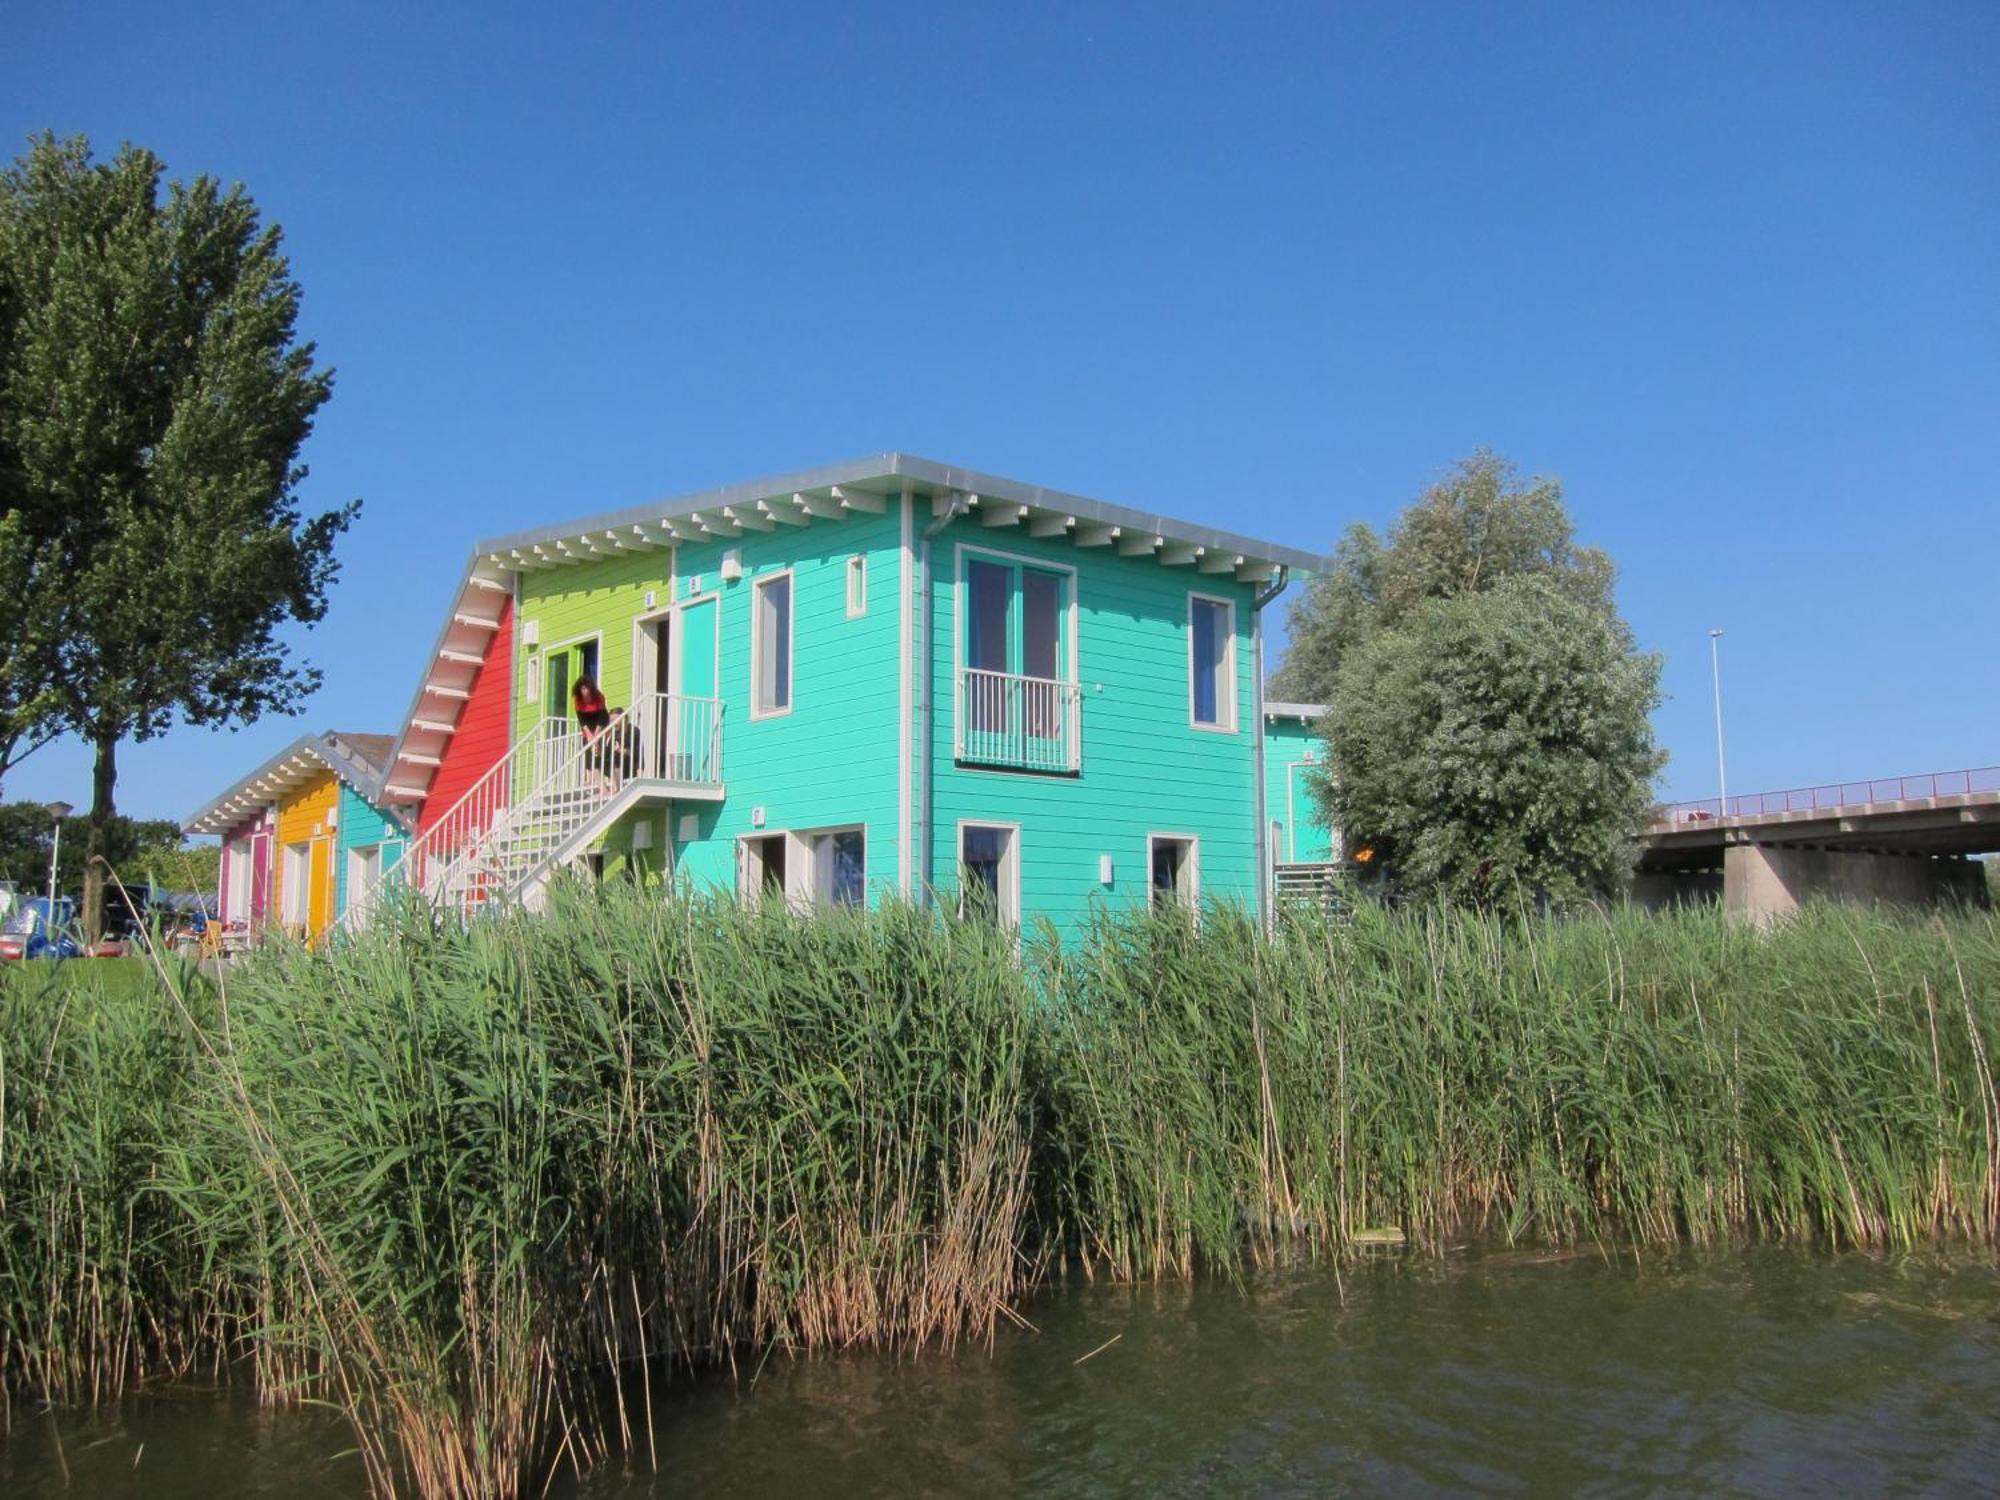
[{"left": 1, "top": 887, "right": 1994, "bottom": 1498}]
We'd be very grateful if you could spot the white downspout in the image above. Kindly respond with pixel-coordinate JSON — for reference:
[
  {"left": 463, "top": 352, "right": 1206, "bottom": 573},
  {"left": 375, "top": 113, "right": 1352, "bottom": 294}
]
[
  {"left": 917, "top": 492, "right": 969, "bottom": 906},
  {"left": 1251, "top": 566, "right": 1289, "bottom": 931}
]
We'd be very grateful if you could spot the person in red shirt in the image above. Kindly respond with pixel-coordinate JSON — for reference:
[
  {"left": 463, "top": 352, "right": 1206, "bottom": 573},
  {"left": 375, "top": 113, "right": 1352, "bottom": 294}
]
[{"left": 572, "top": 675, "right": 616, "bottom": 790}]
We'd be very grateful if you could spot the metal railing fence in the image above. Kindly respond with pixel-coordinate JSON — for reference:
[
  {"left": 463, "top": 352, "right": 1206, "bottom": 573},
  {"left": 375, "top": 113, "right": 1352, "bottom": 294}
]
[
  {"left": 1655, "top": 765, "right": 2000, "bottom": 827},
  {"left": 955, "top": 668, "right": 1082, "bottom": 773}
]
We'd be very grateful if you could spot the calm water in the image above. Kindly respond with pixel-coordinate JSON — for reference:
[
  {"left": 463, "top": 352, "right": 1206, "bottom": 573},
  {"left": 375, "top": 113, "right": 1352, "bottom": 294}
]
[{"left": 7, "top": 1249, "right": 1998, "bottom": 1498}]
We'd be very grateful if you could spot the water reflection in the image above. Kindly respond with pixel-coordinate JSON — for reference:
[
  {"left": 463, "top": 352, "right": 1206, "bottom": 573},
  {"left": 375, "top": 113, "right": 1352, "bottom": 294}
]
[
  {"left": 3, "top": 1251, "right": 1994, "bottom": 1498},
  {"left": 0, "top": 1386, "right": 357, "bottom": 1499},
  {"left": 616, "top": 1249, "right": 2000, "bottom": 1498}
]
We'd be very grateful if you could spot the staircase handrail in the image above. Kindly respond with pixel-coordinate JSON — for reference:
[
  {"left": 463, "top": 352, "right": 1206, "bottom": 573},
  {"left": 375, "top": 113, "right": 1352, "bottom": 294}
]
[
  {"left": 344, "top": 718, "right": 541, "bottom": 926},
  {"left": 426, "top": 696, "right": 647, "bottom": 906}
]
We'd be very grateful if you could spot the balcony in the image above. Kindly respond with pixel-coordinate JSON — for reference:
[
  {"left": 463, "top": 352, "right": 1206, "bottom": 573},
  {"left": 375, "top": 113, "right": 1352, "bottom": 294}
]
[
  {"left": 956, "top": 668, "right": 1081, "bottom": 774},
  {"left": 529, "top": 692, "right": 726, "bottom": 798}
]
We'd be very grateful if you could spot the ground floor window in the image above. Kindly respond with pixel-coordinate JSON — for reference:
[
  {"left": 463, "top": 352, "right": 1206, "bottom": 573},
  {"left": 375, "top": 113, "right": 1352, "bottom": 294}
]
[
  {"left": 811, "top": 827, "right": 866, "bottom": 907},
  {"left": 226, "top": 838, "right": 254, "bottom": 922},
  {"left": 281, "top": 842, "right": 310, "bottom": 926},
  {"left": 740, "top": 834, "right": 787, "bottom": 907},
  {"left": 1149, "top": 834, "right": 1199, "bottom": 912},
  {"left": 739, "top": 825, "right": 867, "bottom": 910},
  {"left": 959, "top": 823, "right": 1020, "bottom": 927},
  {"left": 346, "top": 844, "right": 382, "bottom": 916}
]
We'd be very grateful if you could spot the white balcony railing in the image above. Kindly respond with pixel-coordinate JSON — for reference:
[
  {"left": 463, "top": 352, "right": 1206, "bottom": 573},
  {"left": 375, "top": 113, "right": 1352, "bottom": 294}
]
[
  {"left": 349, "top": 693, "right": 724, "bottom": 926},
  {"left": 956, "top": 668, "right": 1081, "bottom": 773}
]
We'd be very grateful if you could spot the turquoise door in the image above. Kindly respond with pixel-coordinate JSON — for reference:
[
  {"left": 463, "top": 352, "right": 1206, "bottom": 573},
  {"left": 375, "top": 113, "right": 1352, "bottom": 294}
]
[
  {"left": 1285, "top": 759, "right": 1332, "bottom": 863},
  {"left": 673, "top": 597, "right": 719, "bottom": 780}
]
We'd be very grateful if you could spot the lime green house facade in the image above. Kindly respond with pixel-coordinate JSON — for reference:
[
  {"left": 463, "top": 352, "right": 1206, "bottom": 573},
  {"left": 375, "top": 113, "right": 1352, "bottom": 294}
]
[{"left": 376, "top": 455, "right": 1327, "bottom": 938}]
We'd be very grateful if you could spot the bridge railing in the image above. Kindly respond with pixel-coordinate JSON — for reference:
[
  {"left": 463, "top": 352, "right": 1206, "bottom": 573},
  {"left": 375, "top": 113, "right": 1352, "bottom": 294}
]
[{"left": 1655, "top": 765, "right": 2000, "bottom": 827}]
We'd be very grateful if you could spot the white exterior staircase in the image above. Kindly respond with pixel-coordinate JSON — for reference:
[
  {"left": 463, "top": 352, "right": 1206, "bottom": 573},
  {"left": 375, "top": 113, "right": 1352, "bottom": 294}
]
[{"left": 351, "top": 692, "right": 723, "bottom": 924}]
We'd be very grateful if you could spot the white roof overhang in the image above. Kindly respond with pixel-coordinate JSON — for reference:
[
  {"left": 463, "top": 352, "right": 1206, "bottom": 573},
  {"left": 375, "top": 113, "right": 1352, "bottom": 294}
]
[{"left": 473, "top": 453, "right": 1328, "bottom": 586}]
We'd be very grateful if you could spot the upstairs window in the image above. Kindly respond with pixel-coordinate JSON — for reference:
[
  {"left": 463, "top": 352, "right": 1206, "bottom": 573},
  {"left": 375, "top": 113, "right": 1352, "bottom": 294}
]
[
  {"left": 846, "top": 555, "right": 867, "bottom": 618},
  {"left": 964, "top": 555, "right": 1070, "bottom": 682},
  {"left": 753, "top": 571, "right": 793, "bottom": 717},
  {"left": 1188, "top": 595, "right": 1236, "bottom": 731}
]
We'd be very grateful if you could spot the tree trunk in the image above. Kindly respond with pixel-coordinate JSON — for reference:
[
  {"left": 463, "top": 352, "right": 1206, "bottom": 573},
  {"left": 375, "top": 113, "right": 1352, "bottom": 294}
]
[{"left": 81, "top": 728, "right": 118, "bottom": 943}]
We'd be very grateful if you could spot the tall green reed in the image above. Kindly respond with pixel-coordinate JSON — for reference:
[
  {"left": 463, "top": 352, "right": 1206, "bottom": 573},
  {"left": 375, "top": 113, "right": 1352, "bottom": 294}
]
[
  {"left": 1039, "top": 901, "right": 2000, "bottom": 1275},
  {"left": 2, "top": 886, "right": 1994, "bottom": 1499}
]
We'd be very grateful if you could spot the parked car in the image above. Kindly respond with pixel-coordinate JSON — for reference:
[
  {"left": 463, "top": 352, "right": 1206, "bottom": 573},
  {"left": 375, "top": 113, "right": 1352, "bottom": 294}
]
[{"left": 0, "top": 896, "right": 83, "bottom": 961}]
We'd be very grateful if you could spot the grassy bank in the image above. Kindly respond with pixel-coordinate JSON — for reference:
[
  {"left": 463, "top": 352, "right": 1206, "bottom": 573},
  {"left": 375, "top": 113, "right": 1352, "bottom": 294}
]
[{"left": 3, "top": 891, "right": 1995, "bottom": 1497}]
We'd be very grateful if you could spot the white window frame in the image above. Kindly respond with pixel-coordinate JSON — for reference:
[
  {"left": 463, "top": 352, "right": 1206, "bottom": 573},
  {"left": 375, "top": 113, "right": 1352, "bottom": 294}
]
[
  {"left": 955, "top": 819, "right": 1021, "bottom": 930},
  {"left": 846, "top": 554, "right": 868, "bottom": 618},
  {"left": 346, "top": 843, "right": 382, "bottom": 918},
  {"left": 751, "top": 568, "right": 795, "bottom": 720},
  {"left": 1146, "top": 832, "right": 1201, "bottom": 911},
  {"left": 807, "top": 824, "right": 868, "bottom": 909},
  {"left": 628, "top": 599, "right": 677, "bottom": 706},
  {"left": 736, "top": 830, "right": 796, "bottom": 910},
  {"left": 225, "top": 837, "right": 253, "bottom": 923},
  {"left": 281, "top": 841, "right": 310, "bottom": 926},
  {"left": 1187, "top": 592, "right": 1238, "bottom": 733},
  {"left": 530, "top": 627, "right": 607, "bottom": 716}
]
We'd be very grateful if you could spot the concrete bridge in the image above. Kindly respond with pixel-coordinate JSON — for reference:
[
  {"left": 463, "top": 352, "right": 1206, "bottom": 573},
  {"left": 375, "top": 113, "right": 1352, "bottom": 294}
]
[{"left": 1637, "top": 766, "right": 1999, "bottom": 924}]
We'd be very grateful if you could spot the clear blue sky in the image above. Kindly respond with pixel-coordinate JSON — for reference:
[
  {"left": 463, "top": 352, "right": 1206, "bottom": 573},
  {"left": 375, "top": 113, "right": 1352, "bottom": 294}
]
[{"left": 6, "top": 1, "right": 1996, "bottom": 822}]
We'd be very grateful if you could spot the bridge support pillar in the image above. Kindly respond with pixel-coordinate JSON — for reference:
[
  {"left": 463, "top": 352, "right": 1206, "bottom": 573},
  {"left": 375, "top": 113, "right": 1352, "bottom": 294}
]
[{"left": 1722, "top": 844, "right": 1988, "bottom": 927}]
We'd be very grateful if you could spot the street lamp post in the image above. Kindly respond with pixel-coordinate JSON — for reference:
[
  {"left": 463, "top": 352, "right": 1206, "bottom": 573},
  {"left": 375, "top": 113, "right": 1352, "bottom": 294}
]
[
  {"left": 46, "top": 800, "right": 73, "bottom": 918},
  {"left": 1708, "top": 630, "right": 1728, "bottom": 817}
]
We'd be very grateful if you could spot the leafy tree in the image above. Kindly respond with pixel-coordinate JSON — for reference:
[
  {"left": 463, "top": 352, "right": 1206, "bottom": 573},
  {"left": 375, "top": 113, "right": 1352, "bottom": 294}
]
[
  {"left": 1272, "top": 450, "right": 1617, "bottom": 703},
  {"left": 0, "top": 512, "right": 64, "bottom": 786},
  {"left": 0, "top": 800, "right": 198, "bottom": 896},
  {"left": 0, "top": 134, "right": 355, "bottom": 936},
  {"left": 1317, "top": 574, "right": 1665, "bottom": 908}
]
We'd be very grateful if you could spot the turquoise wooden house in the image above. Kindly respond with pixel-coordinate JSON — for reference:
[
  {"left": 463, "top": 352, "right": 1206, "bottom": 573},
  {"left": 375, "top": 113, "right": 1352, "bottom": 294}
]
[
  {"left": 1263, "top": 702, "right": 1338, "bottom": 865},
  {"left": 369, "top": 455, "right": 1328, "bottom": 939},
  {"left": 1262, "top": 702, "right": 1345, "bottom": 908}
]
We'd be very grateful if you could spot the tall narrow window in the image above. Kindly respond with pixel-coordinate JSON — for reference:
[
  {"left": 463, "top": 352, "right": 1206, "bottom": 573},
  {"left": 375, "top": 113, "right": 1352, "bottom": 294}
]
[
  {"left": 740, "top": 834, "right": 788, "bottom": 906},
  {"left": 846, "top": 555, "right": 867, "bottom": 618},
  {"left": 226, "top": 838, "right": 253, "bottom": 922},
  {"left": 1189, "top": 595, "right": 1236, "bottom": 731},
  {"left": 812, "top": 827, "right": 867, "bottom": 907},
  {"left": 281, "top": 843, "right": 310, "bottom": 926},
  {"left": 958, "top": 823, "right": 1019, "bottom": 927},
  {"left": 1149, "top": 835, "right": 1199, "bottom": 912},
  {"left": 753, "top": 572, "right": 793, "bottom": 717},
  {"left": 346, "top": 845, "right": 382, "bottom": 920},
  {"left": 965, "top": 560, "right": 1011, "bottom": 673}
]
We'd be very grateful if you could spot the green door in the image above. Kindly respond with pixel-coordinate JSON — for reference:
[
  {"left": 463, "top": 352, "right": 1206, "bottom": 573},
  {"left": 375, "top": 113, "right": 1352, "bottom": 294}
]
[{"left": 537, "top": 638, "right": 600, "bottom": 783}]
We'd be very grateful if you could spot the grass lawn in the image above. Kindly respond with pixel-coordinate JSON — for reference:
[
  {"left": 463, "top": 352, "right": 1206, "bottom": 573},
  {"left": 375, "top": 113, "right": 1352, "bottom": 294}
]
[{"left": 5, "top": 954, "right": 184, "bottom": 1002}]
